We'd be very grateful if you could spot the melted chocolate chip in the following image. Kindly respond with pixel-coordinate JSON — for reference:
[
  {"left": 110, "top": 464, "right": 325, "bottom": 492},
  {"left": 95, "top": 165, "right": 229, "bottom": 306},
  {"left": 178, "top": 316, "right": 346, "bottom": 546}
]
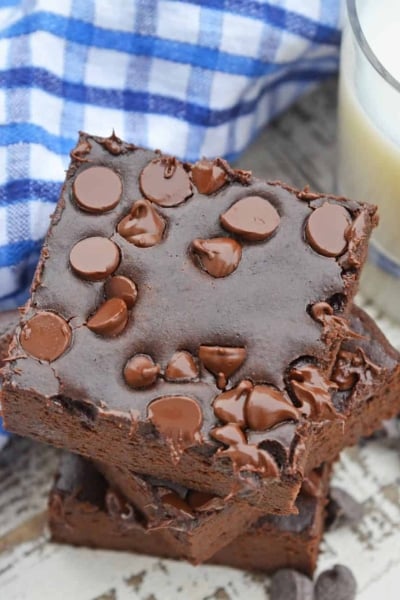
[
  {"left": 305, "top": 202, "right": 351, "bottom": 257},
  {"left": 211, "top": 423, "right": 279, "bottom": 476},
  {"left": 102, "top": 132, "right": 124, "bottom": 155},
  {"left": 140, "top": 157, "right": 192, "bottom": 207},
  {"left": 331, "top": 347, "right": 382, "bottom": 391},
  {"left": 311, "top": 302, "right": 361, "bottom": 345},
  {"left": 165, "top": 351, "right": 199, "bottom": 381},
  {"left": 245, "top": 385, "right": 300, "bottom": 431},
  {"left": 289, "top": 364, "right": 338, "bottom": 420},
  {"left": 147, "top": 396, "right": 203, "bottom": 449},
  {"left": 69, "top": 237, "right": 120, "bottom": 281},
  {"left": 220, "top": 195, "right": 280, "bottom": 241},
  {"left": 105, "top": 275, "right": 138, "bottom": 309},
  {"left": 87, "top": 298, "right": 128, "bottom": 337},
  {"left": 191, "top": 159, "right": 228, "bottom": 194},
  {"left": 124, "top": 354, "right": 160, "bottom": 389},
  {"left": 73, "top": 166, "right": 122, "bottom": 213},
  {"left": 192, "top": 237, "right": 242, "bottom": 278},
  {"left": 19, "top": 311, "right": 72, "bottom": 362},
  {"left": 117, "top": 199, "right": 166, "bottom": 247},
  {"left": 213, "top": 380, "right": 253, "bottom": 428},
  {"left": 160, "top": 491, "right": 194, "bottom": 518},
  {"left": 198, "top": 345, "right": 247, "bottom": 389}
]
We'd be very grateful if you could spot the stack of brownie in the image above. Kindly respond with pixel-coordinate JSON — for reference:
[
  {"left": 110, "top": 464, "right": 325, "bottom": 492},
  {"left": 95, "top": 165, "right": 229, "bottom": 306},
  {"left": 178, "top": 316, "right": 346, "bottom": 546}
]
[{"left": 1, "top": 132, "right": 400, "bottom": 577}]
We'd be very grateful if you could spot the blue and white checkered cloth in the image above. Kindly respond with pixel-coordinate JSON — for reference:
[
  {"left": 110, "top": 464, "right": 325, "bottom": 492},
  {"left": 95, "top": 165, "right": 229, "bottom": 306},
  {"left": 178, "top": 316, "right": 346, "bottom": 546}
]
[{"left": 0, "top": 2, "right": 342, "bottom": 449}]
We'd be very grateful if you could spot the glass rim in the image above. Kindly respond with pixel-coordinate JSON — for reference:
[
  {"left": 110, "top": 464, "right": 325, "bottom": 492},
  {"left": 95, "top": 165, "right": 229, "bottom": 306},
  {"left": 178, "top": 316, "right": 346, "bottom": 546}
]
[{"left": 347, "top": 0, "right": 400, "bottom": 93}]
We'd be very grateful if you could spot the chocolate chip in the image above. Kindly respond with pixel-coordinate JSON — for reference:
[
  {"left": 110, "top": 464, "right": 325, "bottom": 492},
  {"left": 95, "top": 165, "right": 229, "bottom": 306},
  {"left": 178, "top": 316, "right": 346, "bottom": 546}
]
[
  {"left": 70, "top": 138, "right": 91, "bottom": 162},
  {"left": 192, "top": 237, "right": 242, "bottom": 278},
  {"left": 213, "top": 380, "right": 253, "bottom": 428},
  {"left": 69, "top": 236, "right": 120, "bottom": 281},
  {"left": 220, "top": 195, "right": 280, "bottom": 241},
  {"left": 105, "top": 275, "right": 138, "bottom": 309},
  {"left": 198, "top": 345, "right": 247, "bottom": 389},
  {"left": 327, "top": 487, "right": 364, "bottom": 529},
  {"left": 19, "top": 311, "right": 72, "bottom": 362},
  {"left": 102, "top": 132, "right": 124, "bottom": 155},
  {"left": 289, "top": 364, "right": 338, "bottom": 420},
  {"left": 191, "top": 159, "right": 227, "bottom": 194},
  {"left": 117, "top": 199, "right": 166, "bottom": 247},
  {"left": 314, "top": 565, "right": 357, "bottom": 600},
  {"left": 147, "top": 396, "right": 203, "bottom": 449},
  {"left": 140, "top": 157, "right": 192, "bottom": 207},
  {"left": 270, "top": 569, "right": 313, "bottom": 600},
  {"left": 245, "top": 385, "right": 299, "bottom": 431},
  {"left": 165, "top": 351, "right": 199, "bottom": 381},
  {"left": 305, "top": 203, "right": 351, "bottom": 257},
  {"left": 73, "top": 166, "right": 122, "bottom": 213},
  {"left": 211, "top": 423, "right": 279, "bottom": 476},
  {"left": 87, "top": 298, "right": 128, "bottom": 337},
  {"left": 124, "top": 354, "right": 160, "bottom": 388}
]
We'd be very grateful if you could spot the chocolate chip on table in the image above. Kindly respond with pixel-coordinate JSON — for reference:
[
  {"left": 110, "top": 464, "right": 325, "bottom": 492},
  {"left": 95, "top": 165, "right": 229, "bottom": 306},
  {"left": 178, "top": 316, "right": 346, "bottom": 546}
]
[
  {"left": 326, "top": 487, "right": 364, "bottom": 530},
  {"left": 147, "top": 396, "right": 203, "bottom": 449},
  {"left": 165, "top": 351, "right": 199, "bottom": 381},
  {"left": 87, "top": 298, "right": 129, "bottom": 337},
  {"left": 69, "top": 236, "right": 120, "bottom": 280},
  {"left": 73, "top": 166, "right": 123, "bottom": 213},
  {"left": 191, "top": 159, "right": 228, "bottom": 194},
  {"left": 270, "top": 569, "right": 313, "bottom": 600},
  {"left": 19, "top": 311, "right": 72, "bottom": 362},
  {"left": 105, "top": 275, "right": 138, "bottom": 309},
  {"left": 305, "top": 202, "right": 351, "bottom": 257},
  {"left": 198, "top": 345, "right": 247, "bottom": 389},
  {"left": 124, "top": 354, "right": 160, "bottom": 389},
  {"left": 191, "top": 237, "right": 242, "bottom": 278},
  {"left": 220, "top": 195, "right": 280, "bottom": 241},
  {"left": 117, "top": 199, "right": 166, "bottom": 247},
  {"left": 314, "top": 565, "right": 357, "bottom": 600},
  {"left": 140, "top": 157, "right": 192, "bottom": 207}
]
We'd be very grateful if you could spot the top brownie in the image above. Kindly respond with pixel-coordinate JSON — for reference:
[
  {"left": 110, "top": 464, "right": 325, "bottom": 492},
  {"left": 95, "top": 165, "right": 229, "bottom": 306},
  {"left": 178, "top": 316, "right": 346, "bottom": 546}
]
[{"left": 1, "top": 133, "right": 377, "bottom": 509}]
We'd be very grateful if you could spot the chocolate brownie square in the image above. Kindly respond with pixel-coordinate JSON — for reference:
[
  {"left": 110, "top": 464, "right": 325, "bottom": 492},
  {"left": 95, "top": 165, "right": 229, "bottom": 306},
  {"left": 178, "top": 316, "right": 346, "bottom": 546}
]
[
  {"left": 49, "top": 453, "right": 331, "bottom": 575},
  {"left": 2, "top": 132, "right": 377, "bottom": 510}
]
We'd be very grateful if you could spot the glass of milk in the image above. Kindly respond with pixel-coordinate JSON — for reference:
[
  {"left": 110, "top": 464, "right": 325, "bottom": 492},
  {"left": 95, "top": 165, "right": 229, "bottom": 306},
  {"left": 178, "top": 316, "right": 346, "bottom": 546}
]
[{"left": 337, "top": 0, "right": 400, "bottom": 322}]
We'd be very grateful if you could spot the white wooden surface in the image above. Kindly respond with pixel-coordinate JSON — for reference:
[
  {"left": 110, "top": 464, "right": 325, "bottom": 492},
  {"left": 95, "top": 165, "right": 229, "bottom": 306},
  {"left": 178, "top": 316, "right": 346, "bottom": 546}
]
[{"left": 1, "top": 79, "right": 400, "bottom": 600}]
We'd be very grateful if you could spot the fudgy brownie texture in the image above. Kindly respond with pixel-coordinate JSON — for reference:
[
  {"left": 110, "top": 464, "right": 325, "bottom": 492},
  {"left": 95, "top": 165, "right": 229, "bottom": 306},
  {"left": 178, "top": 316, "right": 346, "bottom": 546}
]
[
  {"left": 97, "top": 458, "right": 262, "bottom": 562},
  {"left": 2, "top": 132, "right": 377, "bottom": 510},
  {"left": 306, "top": 305, "right": 400, "bottom": 469},
  {"left": 49, "top": 454, "right": 331, "bottom": 574}
]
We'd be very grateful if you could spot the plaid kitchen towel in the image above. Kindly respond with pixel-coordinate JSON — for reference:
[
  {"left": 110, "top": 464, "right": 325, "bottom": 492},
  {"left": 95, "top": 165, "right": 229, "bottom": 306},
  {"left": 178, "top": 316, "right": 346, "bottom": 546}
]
[{"left": 0, "top": 0, "right": 342, "bottom": 312}]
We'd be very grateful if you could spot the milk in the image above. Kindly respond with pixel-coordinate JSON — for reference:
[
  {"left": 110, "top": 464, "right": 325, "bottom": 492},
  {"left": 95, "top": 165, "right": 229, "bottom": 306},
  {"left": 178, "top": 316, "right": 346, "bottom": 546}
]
[{"left": 337, "top": 0, "right": 400, "bottom": 321}]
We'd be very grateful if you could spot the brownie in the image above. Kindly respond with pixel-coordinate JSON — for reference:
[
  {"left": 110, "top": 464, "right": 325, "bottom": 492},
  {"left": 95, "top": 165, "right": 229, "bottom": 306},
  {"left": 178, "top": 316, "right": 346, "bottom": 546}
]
[
  {"left": 97, "top": 459, "right": 262, "bottom": 563},
  {"left": 306, "top": 304, "right": 400, "bottom": 469},
  {"left": 49, "top": 454, "right": 331, "bottom": 575},
  {"left": 1, "top": 132, "right": 377, "bottom": 510}
]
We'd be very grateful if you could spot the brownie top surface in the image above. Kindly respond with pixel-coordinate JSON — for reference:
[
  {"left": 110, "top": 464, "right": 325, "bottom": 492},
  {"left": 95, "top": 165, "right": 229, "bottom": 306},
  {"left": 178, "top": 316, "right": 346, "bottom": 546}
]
[{"left": 4, "top": 133, "right": 379, "bottom": 471}]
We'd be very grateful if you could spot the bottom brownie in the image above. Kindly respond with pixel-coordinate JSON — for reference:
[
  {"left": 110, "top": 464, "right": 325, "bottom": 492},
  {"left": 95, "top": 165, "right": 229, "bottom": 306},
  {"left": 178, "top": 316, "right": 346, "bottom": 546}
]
[{"left": 49, "top": 454, "right": 331, "bottom": 575}]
